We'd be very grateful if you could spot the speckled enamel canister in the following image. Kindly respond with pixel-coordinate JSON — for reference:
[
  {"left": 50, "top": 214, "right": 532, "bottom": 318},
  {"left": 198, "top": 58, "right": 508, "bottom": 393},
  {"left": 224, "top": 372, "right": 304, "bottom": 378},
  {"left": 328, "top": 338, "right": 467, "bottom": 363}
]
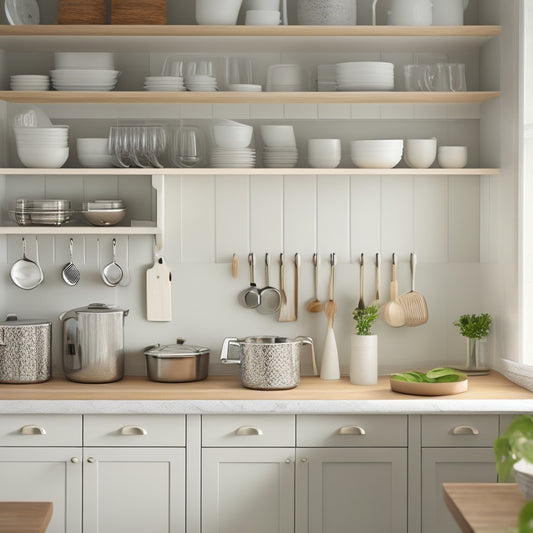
[{"left": 0, "top": 315, "right": 51, "bottom": 383}]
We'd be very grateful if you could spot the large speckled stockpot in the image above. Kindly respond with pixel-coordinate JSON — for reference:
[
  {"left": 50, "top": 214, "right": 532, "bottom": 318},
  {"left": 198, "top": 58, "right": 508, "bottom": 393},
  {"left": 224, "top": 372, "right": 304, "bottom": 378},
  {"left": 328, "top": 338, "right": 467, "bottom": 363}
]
[{"left": 0, "top": 315, "right": 51, "bottom": 384}]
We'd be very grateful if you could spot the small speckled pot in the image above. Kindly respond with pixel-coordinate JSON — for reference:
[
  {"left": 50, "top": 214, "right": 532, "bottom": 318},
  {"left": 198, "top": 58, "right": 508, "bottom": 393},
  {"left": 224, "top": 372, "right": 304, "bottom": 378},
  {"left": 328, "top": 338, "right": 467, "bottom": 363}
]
[{"left": 0, "top": 315, "right": 51, "bottom": 384}]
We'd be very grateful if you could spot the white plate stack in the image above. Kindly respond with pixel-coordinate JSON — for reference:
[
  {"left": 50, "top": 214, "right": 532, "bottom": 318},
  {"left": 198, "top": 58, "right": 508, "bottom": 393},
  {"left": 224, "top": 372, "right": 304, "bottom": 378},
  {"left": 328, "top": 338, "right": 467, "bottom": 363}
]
[
  {"left": 211, "top": 120, "right": 256, "bottom": 168},
  {"left": 185, "top": 74, "right": 217, "bottom": 92},
  {"left": 336, "top": 61, "right": 395, "bottom": 91},
  {"left": 144, "top": 76, "right": 186, "bottom": 92},
  {"left": 14, "top": 125, "right": 69, "bottom": 168},
  {"left": 260, "top": 125, "right": 298, "bottom": 168},
  {"left": 51, "top": 52, "right": 119, "bottom": 91},
  {"left": 10, "top": 75, "right": 49, "bottom": 91}
]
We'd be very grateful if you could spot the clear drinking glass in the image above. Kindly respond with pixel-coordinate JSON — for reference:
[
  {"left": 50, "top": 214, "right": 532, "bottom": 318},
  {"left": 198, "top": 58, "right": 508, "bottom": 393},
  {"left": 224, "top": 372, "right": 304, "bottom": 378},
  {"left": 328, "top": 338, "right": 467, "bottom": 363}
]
[
  {"left": 170, "top": 126, "right": 206, "bottom": 168},
  {"left": 404, "top": 64, "right": 434, "bottom": 91}
]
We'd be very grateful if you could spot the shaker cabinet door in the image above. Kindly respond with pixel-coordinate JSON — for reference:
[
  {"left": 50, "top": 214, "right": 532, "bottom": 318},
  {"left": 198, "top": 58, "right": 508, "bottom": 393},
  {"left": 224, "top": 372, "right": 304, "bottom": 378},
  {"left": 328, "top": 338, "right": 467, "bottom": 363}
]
[
  {"left": 421, "top": 448, "right": 497, "bottom": 533},
  {"left": 202, "top": 447, "right": 295, "bottom": 533},
  {"left": 296, "top": 447, "right": 408, "bottom": 533},
  {"left": 0, "top": 447, "right": 82, "bottom": 533},
  {"left": 83, "top": 447, "right": 185, "bottom": 533}
]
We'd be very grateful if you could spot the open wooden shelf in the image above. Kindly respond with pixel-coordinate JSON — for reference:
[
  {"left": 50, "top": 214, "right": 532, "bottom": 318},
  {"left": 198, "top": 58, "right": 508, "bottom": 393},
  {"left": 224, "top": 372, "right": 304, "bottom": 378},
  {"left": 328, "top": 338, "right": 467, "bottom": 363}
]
[
  {"left": 0, "top": 225, "right": 160, "bottom": 236},
  {"left": 0, "top": 91, "right": 500, "bottom": 104},
  {"left": 0, "top": 168, "right": 501, "bottom": 176}
]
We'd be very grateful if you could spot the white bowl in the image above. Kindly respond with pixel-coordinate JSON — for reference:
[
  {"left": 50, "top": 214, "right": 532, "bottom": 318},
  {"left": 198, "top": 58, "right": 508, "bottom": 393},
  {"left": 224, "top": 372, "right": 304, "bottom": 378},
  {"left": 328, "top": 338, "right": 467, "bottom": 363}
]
[
  {"left": 78, "top": 153, "right": 116, "bottom": 168},
  {"left": 308, "top": 156, "right": 341, "bottom": 168},
  {"left": 260, "top": 125, "right": 296, "bottom": 147},
  {"left": 227, "top": 83, "right": 262, "bottom": 92},
  {"left": 350, "top": 140, "right": 403, "bottom": 168},
  {"left": 245, "top": 9, "right": 280, "bottom": 25},
  {"left": 438, "top": 146, "right": 468, "bottom": 168},
  {"left": 54, "top": 52, "right": 115, "bottom": 70},
  {"left": 308, "top": 138, "right": 341, "bottom": 158},
  {"left": 81, "top": 209, "right": 126, "bottom": 226},
  {"left": 17, "top": 146, "right": 69, "bottom": 168},
  {"left": 195, "top": 0, "right": 243, "bottom": 25},
  {"left": 213, "top": 122, "right": 253, "bottom": 149},
  {"left": 77, "top": 137, "right": 109, "bottom": 154}
]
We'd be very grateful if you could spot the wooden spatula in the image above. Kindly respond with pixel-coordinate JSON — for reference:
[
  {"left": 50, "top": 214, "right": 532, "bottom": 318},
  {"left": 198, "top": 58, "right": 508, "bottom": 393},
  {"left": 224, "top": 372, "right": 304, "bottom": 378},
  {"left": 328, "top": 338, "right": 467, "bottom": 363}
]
[
  {"left": 398, "top": 252, "right": 428, "bottom": 327},
  {"left": 383, "top": 253, "right": 406, "bottom": 327}
]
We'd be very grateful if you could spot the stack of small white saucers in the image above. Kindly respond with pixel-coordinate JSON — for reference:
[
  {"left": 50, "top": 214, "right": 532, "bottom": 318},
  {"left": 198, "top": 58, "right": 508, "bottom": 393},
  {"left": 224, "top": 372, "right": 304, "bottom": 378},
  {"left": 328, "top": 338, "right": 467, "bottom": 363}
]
[
  {"left": 336, "top": 61, "right": 395, "bottom": 91},
  {"left": 185, "top": 74, "right": 217, "bottom": 92},
  {"left": 260, "top": 125, "right": 298, "bottom": 168},
  {"left": 144, "top": 76, "right": 185, "bottom": 92},
  {"left": 14, "top": 125, "right": 69, "bottom": 168},
  {"left": 50, "top": 69, "right": 120, "bottom": 91},
  {"left": 10, "top": 75, "right": 49, "bottom": 91},
  {"left": 211, "top": 120, "right": 255, "bottom": 168},
  {"left": 350, "top": 139, "right": 404, "bottom": 169}
]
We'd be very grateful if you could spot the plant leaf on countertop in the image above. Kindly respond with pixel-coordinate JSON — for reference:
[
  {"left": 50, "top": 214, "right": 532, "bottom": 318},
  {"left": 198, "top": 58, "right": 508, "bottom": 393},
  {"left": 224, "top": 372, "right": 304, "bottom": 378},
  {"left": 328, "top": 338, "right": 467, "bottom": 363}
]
[{"left": 391, "top": 367, "right": 467, "bottom": 383}]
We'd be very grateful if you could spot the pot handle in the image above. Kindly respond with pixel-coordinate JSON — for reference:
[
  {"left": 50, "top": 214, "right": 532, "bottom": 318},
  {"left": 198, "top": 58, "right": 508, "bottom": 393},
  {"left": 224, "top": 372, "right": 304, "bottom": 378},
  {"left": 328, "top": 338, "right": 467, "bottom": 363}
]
[
  {"left": 296, "top": 336, "right": 318, "bottom": 376},
  {"left": 220, "top": 337, "right": 241, "bottom": 364},
  {"left": 372, "top": 0, "right": 378, "bottom": 25}
]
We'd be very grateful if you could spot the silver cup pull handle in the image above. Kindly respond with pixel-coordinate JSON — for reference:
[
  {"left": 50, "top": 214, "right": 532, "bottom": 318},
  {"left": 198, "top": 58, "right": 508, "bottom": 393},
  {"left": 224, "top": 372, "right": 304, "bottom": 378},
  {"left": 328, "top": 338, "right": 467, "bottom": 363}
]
[
  {"left": 236, "top": 426, "right": 263, "bottom": 436},
  {"left": 452, "top": 425, "right": 479, "bottom": 435},
  {"left": 120, "top": 425, "right": 148, "bottom": 436},
  {"left": 20, "top": 425, "right": 46, "bottom": 435},
  {"left": 338, "top": 425, "right": 366, "bottom": 436}
]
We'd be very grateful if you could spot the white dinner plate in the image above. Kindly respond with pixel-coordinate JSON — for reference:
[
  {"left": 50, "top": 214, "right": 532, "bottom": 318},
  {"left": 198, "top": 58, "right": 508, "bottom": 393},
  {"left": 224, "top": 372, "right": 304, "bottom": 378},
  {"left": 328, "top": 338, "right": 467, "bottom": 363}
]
[{"left": 5, "top": 0, "right": 39, "bottom": 25}]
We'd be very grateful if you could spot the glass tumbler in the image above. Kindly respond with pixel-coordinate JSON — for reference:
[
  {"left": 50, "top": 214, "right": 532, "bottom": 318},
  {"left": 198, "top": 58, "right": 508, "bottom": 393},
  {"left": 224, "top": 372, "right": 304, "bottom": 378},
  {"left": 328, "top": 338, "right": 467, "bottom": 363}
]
[
  {"left": 170, "top": 126, "right": 206, "bottom": 168},
  {"left": 404, "top": 64, "right": 434, "bottom": 91}
]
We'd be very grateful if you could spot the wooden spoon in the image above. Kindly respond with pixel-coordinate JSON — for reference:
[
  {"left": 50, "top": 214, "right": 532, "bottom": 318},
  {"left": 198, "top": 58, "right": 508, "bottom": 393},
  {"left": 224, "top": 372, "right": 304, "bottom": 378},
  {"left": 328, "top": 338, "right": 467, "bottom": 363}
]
[
  {"left": 383, "top": 252, "right": 406, "bottom": 327},
  {"left": 307, "top": 253, "right": 324, "bottom": 313}
]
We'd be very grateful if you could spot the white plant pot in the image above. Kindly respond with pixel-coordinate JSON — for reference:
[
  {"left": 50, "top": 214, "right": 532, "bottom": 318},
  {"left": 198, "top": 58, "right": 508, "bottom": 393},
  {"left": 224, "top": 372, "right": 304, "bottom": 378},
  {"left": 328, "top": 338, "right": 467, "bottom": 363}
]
[{"left": 350, "top": 334, "right": 378, "bottom": 385}]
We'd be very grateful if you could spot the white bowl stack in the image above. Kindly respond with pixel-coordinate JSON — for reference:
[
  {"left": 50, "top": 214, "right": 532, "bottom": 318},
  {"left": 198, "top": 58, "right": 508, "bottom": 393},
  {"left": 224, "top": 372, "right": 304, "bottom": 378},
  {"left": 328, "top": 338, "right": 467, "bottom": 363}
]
[
  {"left": 77, "top": 138, "right": 115, "bottom": 168},
  {"left": 14, "top": 125, "right": 70, "bottom": 168},
  {"left": 260, "top": 125, "right": 298, "bottom": 168},
  {"left": 336, "top": 61, "right": 395, "bottom": 91},
  {"left": 10, "top": 75, "right": 49, "bottom": 91},
  {"left": 144, "top": 76, "right": 185, "bottom": 92},
  {"left": 350, "top": 139, "right": 403, "bottom": 169},
  {"left": 51, "top": 52, "right": 119, "bottom": 91},
  {"left": 211, "top": 120, "right": 256, "bottom": 168}
]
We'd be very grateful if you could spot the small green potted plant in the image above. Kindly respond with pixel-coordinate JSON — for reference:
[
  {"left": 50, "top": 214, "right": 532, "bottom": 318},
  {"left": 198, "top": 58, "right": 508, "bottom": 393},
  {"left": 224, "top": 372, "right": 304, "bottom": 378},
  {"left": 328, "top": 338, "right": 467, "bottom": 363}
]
[
  {"left": 453, "top": 313, "right": 492, "bottom": 371},
  {"left": 494, "top": 415, "right": 533, "bottom": 532},
  {"left": 350, "top": 304, "right": 380, "bottom": 386}
]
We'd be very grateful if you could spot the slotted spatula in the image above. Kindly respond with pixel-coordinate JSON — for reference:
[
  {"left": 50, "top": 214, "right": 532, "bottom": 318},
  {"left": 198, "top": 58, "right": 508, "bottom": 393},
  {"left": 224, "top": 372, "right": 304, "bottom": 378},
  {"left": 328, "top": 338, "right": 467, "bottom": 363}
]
[{"left": 398, "top": 252, "right": 428, "bottom": 327}]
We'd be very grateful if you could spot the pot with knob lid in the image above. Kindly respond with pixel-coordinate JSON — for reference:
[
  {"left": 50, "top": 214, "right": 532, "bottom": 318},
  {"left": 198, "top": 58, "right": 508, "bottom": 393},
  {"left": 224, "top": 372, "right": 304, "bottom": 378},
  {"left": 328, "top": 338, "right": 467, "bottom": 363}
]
[{"left": 59, "top": 303, "right": 128, "bottom": 383}]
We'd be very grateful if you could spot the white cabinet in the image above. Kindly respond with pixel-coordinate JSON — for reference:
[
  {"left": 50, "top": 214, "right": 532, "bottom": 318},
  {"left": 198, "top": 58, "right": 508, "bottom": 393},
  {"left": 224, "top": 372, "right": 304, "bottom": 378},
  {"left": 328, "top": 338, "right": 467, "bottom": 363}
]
[
  {"left": 296, "top": 447, "right": 407, "bottom": 533},
  {"left": 202, "top": 447, "right": 295, "bottom": 533},
  {"left": 0, "top": 447, "right": 82, "bottom": 533},
  {"left": 83, "top": 447, "right": 185, "bottom": 533},
  {"left": 420, "top": 415, "right": 499, "bottom": 533}
]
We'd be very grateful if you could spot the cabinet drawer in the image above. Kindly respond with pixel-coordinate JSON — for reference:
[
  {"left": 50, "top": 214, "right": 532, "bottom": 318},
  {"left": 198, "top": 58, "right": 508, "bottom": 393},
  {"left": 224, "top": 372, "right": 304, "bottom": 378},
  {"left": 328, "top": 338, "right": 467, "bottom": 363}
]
[
  {"left": 202, "top": 415, "right": 295, "bottom": 447},
  {"left": 422, "top": 415, "right": 499, "bottom": 447},
  {"left": 84, "top": 415, "right": 185, "bottom": 447},
  {"left": 0, "top": 414, "right": 82, "bottom": 446},
  {"left": 297, "top": 415, "right": 408, "bottom": 447}
]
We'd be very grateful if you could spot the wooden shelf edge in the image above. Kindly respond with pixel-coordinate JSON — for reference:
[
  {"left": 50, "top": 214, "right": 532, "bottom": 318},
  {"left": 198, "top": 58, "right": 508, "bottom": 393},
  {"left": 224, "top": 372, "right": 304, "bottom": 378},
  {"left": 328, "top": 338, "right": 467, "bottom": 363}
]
[
  {"left": 0, "top": 91, "right": 501, "bottom": 104},
  {"left": 0, "top": 226, "right": 160, "bottom": 235},
  {"left": 0, "top": 168, "right": 501, "bottom": 176},
  {"left": 0, "top": 25, "right": 502, "bottom": 38}
]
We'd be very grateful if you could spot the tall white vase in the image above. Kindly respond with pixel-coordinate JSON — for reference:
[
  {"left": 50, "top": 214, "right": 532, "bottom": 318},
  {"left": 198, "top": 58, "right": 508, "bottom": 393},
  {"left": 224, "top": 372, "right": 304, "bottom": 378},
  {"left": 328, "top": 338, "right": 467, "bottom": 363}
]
[
  {"left": 350, "top": 334, "right": 378, "bottom": 385},
  {"left": 320, "top": 327, "right": 340, "bottom": 380}
]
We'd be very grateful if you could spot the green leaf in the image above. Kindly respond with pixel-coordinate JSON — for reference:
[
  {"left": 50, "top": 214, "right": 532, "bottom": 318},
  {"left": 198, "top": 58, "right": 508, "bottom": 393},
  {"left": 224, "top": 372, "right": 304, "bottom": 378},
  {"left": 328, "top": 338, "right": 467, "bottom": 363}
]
[
  {"left": 426, "top": 367, "right": 466, "bottom": 381},
  {"left": 518, "top": 502, "right": 533, "bottom": 533},
  {"left": 494, "top": 436, "right": 515, "bottom": 481}
]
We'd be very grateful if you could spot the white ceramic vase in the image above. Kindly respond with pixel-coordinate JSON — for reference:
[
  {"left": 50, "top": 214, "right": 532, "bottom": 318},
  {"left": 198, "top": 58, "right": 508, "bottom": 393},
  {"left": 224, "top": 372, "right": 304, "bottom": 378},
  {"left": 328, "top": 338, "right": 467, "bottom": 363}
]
[
  {"left": 350, "top": 334, "right": 378, "bottom": 385},
  {"left": 320, "top": 328, "right": 340, "bottom": 380}
]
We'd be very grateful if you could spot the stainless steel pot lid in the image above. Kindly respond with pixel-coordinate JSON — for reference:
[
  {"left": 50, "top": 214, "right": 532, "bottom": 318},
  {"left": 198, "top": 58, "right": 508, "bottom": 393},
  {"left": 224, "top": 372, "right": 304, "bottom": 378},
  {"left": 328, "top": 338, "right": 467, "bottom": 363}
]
[
  {"left": 144, "top": 338, "right": 209, "bottom": 358},
  {"left": 0, "top": 314, "right": 50, "bottom": 326}
]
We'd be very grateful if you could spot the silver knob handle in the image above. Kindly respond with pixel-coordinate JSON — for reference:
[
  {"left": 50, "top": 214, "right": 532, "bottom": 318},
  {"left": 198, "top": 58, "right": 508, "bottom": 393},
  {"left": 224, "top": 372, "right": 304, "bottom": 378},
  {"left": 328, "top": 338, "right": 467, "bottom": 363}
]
[
  {"left": 19, "top": 425, "right": 46, "bottom": 435},
  {"left": 285, "top": 458, "right": 291, "bottom": 464},
  {"left": 452, "top": 425, "right": 480, "bottom": 435},
  {"left": 87, "top": 457, "right": 96, "bottom": 463},
  {"left": 301, "top": 458, "right": 308, "bottom": 463},
  {"left": 120, "top": 425, "right": 148, "bottom": 436},
  {"left": 236, "top": 426, "right": 263, "bottom": 436},
  {"left": 70, "top": 457, "right": 80, "bottom": 464},
  {"left": 338, "top": 425, "right": 366, "bottom": 436}
]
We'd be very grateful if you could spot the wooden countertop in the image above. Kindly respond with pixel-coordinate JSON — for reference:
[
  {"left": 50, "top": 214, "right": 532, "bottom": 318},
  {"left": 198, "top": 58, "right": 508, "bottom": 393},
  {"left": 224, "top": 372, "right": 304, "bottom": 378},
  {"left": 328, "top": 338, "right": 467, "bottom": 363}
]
[
  {"left": 0, "top": 502, "right": 52, "bottom": 533},
  {"left": 0, "top": 371, "right": 530, "bottom": 401},
  {"left": 443, "top": 483, "right": 525, "bottom": 533}
]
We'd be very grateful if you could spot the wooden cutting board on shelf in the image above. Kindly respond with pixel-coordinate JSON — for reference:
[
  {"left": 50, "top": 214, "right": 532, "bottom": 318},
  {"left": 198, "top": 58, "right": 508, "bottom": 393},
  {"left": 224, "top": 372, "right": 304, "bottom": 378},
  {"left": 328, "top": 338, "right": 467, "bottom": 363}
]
[{"left": 111, "top": 0, "right": 167, "bottom": 25}]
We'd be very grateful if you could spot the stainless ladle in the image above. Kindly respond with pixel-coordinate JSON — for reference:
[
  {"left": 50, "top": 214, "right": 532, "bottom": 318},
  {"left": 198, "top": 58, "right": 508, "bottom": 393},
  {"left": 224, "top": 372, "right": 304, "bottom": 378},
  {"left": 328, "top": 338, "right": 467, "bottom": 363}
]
[
  {"left": 239, "top": 253, "right": 261, "bottom": 308},
  {"left": 10, "top": 237, "right": 44, "bottom": 290},
  {"left": 101, "top": 238, "right": 124, "bottom": 287},
  {"left": 61, "top": 237, "right": 80, "bottom": 286},
  {"left": 257, "top": 253, "right": 281, "bottom": 314}
]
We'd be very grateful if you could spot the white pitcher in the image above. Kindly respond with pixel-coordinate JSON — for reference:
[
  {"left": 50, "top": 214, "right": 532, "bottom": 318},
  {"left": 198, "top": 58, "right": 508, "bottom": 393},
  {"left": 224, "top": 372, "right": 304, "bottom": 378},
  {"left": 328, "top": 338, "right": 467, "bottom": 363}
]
[
  {"left": 372, "top": 0, "right": 432, "bottom": 26},
  {"left": 432, "top": 0, "right": 470, "bottom": 25}
]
